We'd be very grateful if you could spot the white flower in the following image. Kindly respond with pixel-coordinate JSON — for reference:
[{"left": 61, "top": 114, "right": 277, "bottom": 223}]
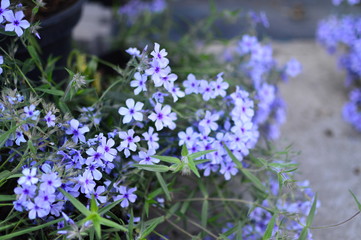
[
  {"left": 130, "top": 72, "right": 148, "bottom": 95},
  {"left": 118, "top": 98, "right": 144, "bottom": 124},
  {"left": 148, "top": 103, "right": 177, "bottom": 131}
]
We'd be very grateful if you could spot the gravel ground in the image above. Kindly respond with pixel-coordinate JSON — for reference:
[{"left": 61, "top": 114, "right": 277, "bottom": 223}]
[{"left": 274, "top": 40, "right": 361, "bottom": 240}]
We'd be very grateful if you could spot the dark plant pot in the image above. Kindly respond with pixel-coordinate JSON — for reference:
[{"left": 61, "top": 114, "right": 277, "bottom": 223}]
[{"left": 2, "top": 0, "right": 85, "bottom": 82}]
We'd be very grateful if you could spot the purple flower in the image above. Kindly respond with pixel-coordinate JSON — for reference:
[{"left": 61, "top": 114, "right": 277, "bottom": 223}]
[
  {"left": 14, "top": 184, "right": 37, "bottom": 201},
  {"left": 4, "top": 10, "right": 30, "bottom": 37},
  {"left": 27, "top": 200, "right": 49, "bottom": 219},
  {"left": 199, "top": 80, "right": 214, "bottom": 101},
  {"left": 220, "top": 161, "right": 238, "bottom": 180},
  {"left": 114, "top": 186, "right": 137, "bottom": 208},
  {"left": 183, "top": 73, "right": 200, "bottom": 95},
  {"left": 40, "top": 172, "right": 62, "bottom": 193},
  {"left": 65, "top": 119, "right": 90, "bottom": 144},
  {"left": 150, "top": 42, "right": 169, "bottom": 67},
  {"left": 99, "top": 136, "right": 117, "bottom": 162},
  {"left": 44, "top": 111, "right": 56, "bottom": 127},
  {"left": 0, "top": 0, "right": 10, "bottom": 22},
  {"left": 117, "top": 129, "right": 140, "bottom": 157},
  {"left": 86, "top": 146, "right": 104, "bottom": 165},
  {"left": 130, "top": 72, "right": 148, "bottom": 95},
  {"left": 18, "top": 168, "right": 38, "bottom": 186},
  {"left": 166, "top": 84, "right": 185, "bottom": 102},
  {"left": 198, "top": 111, "right": 219, "bottom": 135},
  {"left": 138, "top": 149, "right": 159, "bottom": 165},
  {"left": 76, "top": 171, "right": 96, "bottom": 194},
  {"left": 118, "top": 98, "right": 144, "bottom": 124},
  {"left": 0, "top": 55, "right": 3, "bottom": 75},
  {"left": 148, "top": 103, "right": 177, "bottom": 131},
  {"left": 178, "top": 127, "right": 199, "bottom": 147},
  {"left": 285, "top": 58, "right": 302, "bottom": 78},
  {"left": 86, "top": 185, "right": 107, "bottom": 205},
  {"left": 238, "top": 35, "right": 259, "bottom": 55},
  {"left": 125, "top": 47, "right": 140, "bottom": 57},
  {"left": 210, "top": 73, "right": 229, "bottom": 97},
  {"left": 142, "top": 127, "right": 159, "bottom": 150},
  {"left": 145, "top": 60, "right": 168, "bottom": 83},
  {"left": 14, "top": 130, "right": 26, "bottom": 146},
  {"left": 23, "top": 104, "right": 40, "bottom": 120}
]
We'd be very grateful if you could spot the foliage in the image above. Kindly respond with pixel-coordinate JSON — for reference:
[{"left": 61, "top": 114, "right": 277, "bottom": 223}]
[{"left": 0, "top": 1, "right": 317, "bottom": 239}]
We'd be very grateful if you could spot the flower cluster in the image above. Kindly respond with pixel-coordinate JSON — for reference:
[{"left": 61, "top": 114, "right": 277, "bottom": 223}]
[
  {"left": 118, "top": 0, "right": 166, "bottom": 24},
  {"left": 317, "top": 13, "right": 361, "bottom": 130},
  {"left": 0, "top": 38, "right": 312, "bottom": 239}
]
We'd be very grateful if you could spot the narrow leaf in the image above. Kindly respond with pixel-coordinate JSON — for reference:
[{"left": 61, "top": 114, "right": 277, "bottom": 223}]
[
  {"left": 59, "top": 188, "right": 90, "bottom": 216},
  {"left": 139, "top": 216, "right": 165, "bottom": 239},
  {"left": 155, "top": 172, "right": 171, "bottom": 201},
  {"left": 152, "top": 155, "right": 180, "bottom": 164},
  {"left": 350, "top": 190, "right": 361, "bottom": 211},
  {"left": 181, "top": 144, "right": 189, "bottom": 156},
  {"left": 262, "top": 214, "right": 277, "bottom": 240},
  {"left": 0, "top": 218, "right": 63, "bottom": 240},
  {"left": 306, "top": 194, "right": 318, "bottom": 226},
  {"left": 188, "top": 150, "right": 215, "bottom": 160},
  {"left": 134, "top": 164, "right": 170, "bottom": 173},
  {"left": 0, "top": 195, "right": 16, "bottom": 202},
  {"left": 186, "top": 156, "right": 200, "bottom": 178},
  {"left": 98, "top": 199, "right": 122, "bottom": 215},
  {"left": 240, "top": 168, "right": 266, "bottom": 192},
  {"left": 99, "top": 217, "right": 128, "bottom": 232}
]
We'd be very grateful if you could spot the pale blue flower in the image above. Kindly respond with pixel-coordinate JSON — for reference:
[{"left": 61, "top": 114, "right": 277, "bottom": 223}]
[
  {"left": 148, "top": 103, "right": 177, "bottom": 131},
  {"left": 198, "top": 111, "right": 219, "bottom": 135},
  {"left": 113, "top": 186, "right": 137, "bottom": 208},
  {"left": 4, "top": 10, "right": 30, "bottom": 37},
  {"left": 18, "top": 168, "right": 38, "bottom": 186},
  {"left": 130, "top": 72, "right": 148, "bottom": 95},
  {"left": 44, "top": 111, "right": 56, "bottom": 127},
  {"left": 118, "top": 98, "right": 144, "bottom": 124},
  {"left": 142, "top": 127, "right": 159, "bottom": 150},
  {"left": 65, "top": 119, "right": 89, "bottom": 144}
]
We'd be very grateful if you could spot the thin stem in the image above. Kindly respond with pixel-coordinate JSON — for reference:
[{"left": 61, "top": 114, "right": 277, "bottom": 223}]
[
  {"left": 187, "top": 218, "right": 218, "bottom": 239},
  {"left": 310, "top": 211, "right": 361, "bottom": 230},
  {"left": 164, "top": 217, "right": 195, "bottom": 238}
]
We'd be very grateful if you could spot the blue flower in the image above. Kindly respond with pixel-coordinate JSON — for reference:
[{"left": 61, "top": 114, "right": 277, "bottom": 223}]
[
  {"left": 4, "top": 10, "right": 30, "bottom": 37},
  {"left": 65, "top": 119, "right": 89, "bottom": 144},
  {"left": 113, "top": 186, "right": 137, "bottom": 208},
  {"left": 118, "top": 98, "right": 144, "bottom": 124}
]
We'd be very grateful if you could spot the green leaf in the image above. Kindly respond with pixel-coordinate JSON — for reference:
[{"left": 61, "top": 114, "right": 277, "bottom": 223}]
[
  {"left": 134, "top": 164, "right": 170, "bottom": 173},
  {"left": 194, "top": 159, "right": 211, "bottom": 165},
  {"left": 0, "top": 195, "right": 16, "bottom": 202},
  {"left": 262, "top": 214, "right": 277, "bottom": 240},
  {"left": 35, "top": 87, "right": 64, "bottom": 96},
  {"left": 92, "top": 216, "right": 101, "bottom": 240},
  {"left": 306, "top": 194, "right": 318, "bottom": 226},
  {"left": 0, "top": 124, "right": 19, "bottom": 149},
  {"left": 0, "top": 170, "right": 10, "bottom": 181},
  {"left": 98, "top": 199, "right": 122, "bottom": 215},
  {"left": 201, "top": 199, "right": 208, "bottom": 228},
  {"left": 90, "top": 196, "right": 98, "bottom": 213},
  {"left": 188, "top": 150, "right": 215, "bottom": 160},
  {"left": 240, "top": 168, "right": 266, "bottom": 193},
  {"left": 155, "top": 172, "right": 171, "bottom": 201},
  {"left": 59, "top": 188, "right": 90, "bottom": 216},
  {"left": 99, "top": 217, "right": 128, "bottom": 232},
  {"left": 152, "top": 155, "right": 180, "bottom": 164},
  {"left": 0, "top": 218, "right": 63, "bottom": 240},
  {"left": 350, "top": 190, "right": 361, "bottom": 211},
  {"left": 224, "top": 145, "right": 243, "bottom": 168},
  {"left": 181, "top": 144, "right": 189, "bottom": 156},
  {"left": 186, "top": 156, "right": 200, "bottom": 178},
  {"left": 139, "top": 216, "right": 165, "bottom": 239}
]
